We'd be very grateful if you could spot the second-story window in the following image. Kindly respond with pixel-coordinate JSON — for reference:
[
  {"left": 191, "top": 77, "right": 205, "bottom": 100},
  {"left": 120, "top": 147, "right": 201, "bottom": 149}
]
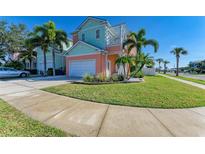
[
  {"left": 82, "top": 33, "right": 85, "bottom": 41},
  {"left": 96, "top": 30, "right": 100, "bottom": 39}
]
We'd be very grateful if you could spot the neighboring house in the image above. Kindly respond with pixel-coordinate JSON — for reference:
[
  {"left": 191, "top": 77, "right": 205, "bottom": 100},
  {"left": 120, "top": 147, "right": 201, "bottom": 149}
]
[
  {"left": 36, "top": 40, "right": 73, "bottom": 74},
  {"left": 64, "top": 16, "right": 130, "bottom": 78},
  {"left": 0, "top": 52, "right": 37, "bottom": 70},
  {"left": 24, "top": 59, "right": 37, "bottom": 70}
]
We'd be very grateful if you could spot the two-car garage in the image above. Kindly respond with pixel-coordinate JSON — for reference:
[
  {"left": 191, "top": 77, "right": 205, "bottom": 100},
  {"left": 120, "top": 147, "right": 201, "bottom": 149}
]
[{"left": 69, "top": 59, "right": 96, "bottom": 77}]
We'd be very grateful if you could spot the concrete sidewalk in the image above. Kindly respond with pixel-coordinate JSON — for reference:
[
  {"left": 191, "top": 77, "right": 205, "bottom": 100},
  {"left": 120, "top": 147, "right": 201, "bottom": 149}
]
[
  {"left": 0, "top": 78, "right": 205, "bottom": 137},
  {"left": 159, "top": 74, "right": 205, "bottom": 90}
]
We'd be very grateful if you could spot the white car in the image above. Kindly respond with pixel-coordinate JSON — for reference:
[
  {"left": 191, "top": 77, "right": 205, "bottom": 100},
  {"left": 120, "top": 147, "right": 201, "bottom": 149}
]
[{"left": 0, "top": 67, "right": 30, "bottom": 78}]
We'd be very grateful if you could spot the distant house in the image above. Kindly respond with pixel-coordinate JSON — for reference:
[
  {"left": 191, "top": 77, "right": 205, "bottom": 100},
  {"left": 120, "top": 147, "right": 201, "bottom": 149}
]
[
  {"left": 189, "top": 60, "right": 205, "bottom": 73},
  {"left": 64, "top": 16, "right": 132, "bottom": 78},
  {"left": 24, "top": 52, "right": 37, "bottom": 70},
  {"left": 36, "top": 40, "right": 73, "bottom": 74}
]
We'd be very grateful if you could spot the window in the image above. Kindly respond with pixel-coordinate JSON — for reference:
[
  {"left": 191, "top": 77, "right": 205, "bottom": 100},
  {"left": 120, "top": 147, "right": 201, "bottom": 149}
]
[
  {"left": 82, "top": 33, "right": 85, "bottom": 41},
  {"left": 96, "top": 30, "right": 100, "bottom": 39}
]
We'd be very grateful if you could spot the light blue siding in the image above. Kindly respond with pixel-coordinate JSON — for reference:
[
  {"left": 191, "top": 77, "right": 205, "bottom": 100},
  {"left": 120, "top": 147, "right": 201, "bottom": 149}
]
[
  {"left": 78, "top": 20, "right": 106, "bottom": 49},
  {"left": 36, "top": 47, "right": 65, "bottom": 72},
  {"left": 68, "top": 43, "right": 98, "bottom": 56},
  {"left": 36, "top": 41, "right": 72, "bottom": 73}
]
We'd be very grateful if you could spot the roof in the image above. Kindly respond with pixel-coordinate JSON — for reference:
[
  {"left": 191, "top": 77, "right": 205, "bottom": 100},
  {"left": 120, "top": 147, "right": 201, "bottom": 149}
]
[
  {"left": 72, "top": 16, "right": 111, "bottom": 33},
  {"left": 64, "top": 41, "right": 105, "bottom": 56}
]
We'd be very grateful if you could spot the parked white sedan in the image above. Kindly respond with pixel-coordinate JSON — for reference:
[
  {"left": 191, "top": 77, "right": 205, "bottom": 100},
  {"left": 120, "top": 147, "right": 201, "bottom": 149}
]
[{"left": 0, "top": 67, "right": 30, "bottom": 78}]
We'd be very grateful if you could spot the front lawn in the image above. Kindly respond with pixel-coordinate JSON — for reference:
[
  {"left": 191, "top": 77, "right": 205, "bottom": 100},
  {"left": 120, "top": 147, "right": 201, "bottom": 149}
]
[
  {"left": 166, "top": 74, "right": 205, "bottom": 85},
  {"left": 0, "top": 99, "right": 67, "bottom": 137},
  {"left": 43, "top": 76, "right": 205, "bottom": 108}
]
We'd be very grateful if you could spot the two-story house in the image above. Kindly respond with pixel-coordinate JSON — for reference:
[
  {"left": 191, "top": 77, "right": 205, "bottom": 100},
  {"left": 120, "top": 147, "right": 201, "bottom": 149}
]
[{"left": 64, "top": 16, "right": 129, "bottom": 77}]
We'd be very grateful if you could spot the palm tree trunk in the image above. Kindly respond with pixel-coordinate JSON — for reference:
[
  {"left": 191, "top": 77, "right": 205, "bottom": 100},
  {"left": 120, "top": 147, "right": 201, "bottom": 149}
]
[
  {"left": 43, "top": 51, "right": 47, "bottom": 76},
  {"left": 159, "top": 63, "right": 160, "bottom": 73},
  {"left": 123, "top": 64, "right": 126, "bottom": 80},
  {"left": 137, "top": 63, "right": 145, "bottom": 74},
  {"left": 176, "top": 56, "right": 179, "bottom": 76},
  {"left": 52, "top": 47, "right": 56, "bottom": 76},
  {"left": 29, "top": 59, "right": 32, "bottom": 70}
]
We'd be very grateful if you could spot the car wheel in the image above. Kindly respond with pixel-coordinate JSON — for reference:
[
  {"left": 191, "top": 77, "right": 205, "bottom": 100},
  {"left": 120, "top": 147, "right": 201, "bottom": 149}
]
[{"left": 20, "top": 73, "right": 27, "bottom": 78}]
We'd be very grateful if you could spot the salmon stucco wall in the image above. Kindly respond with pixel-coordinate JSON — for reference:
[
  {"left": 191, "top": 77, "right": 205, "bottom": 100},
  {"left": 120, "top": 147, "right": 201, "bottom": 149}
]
[
  {"left": 66, "top": 53, "right": 106, "bottom": 77},
  {"left": 108, "top": 54, "right": 118, "bottom": 74},
  {"left": 106, "top": 45, "right": 121, "bottom": 55}
]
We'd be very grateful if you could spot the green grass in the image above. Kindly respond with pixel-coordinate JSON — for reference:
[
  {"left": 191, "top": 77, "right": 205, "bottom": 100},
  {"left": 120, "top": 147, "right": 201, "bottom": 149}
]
[
  {"left": 0, "top": 99, "right": 68, "bottom": 137},
  {"left": 166, "top": 74, "right": 205, "bottom": 85},
  {"left": 43, "top": 76, "right": 205, "bottom": 109}
]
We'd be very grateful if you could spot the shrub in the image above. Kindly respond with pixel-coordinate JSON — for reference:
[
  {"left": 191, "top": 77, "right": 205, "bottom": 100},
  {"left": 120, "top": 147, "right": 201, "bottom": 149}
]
[
  {"left": 111, "top": 73, "right": 125, "bottom": 81},
  {"left": 105, "top": 76, "right": 111, "bottom": 82},
  {"left": 95, "top": 73, "right": 105, "bottom": 82},
  {"left": 111, "top": 73, "right": 119, "bottom": 81},
  {"left": 47, "top": 68, "right": 53, "bottom": 76},
  {"left": 135, "top": 71, "right": 144, "bottom": 78},
  {"left": 118, "top": 74, "right": 124, "bottom": 81},
  {"left": 83, "top": 74, "right": 94, "bottom": 82}
]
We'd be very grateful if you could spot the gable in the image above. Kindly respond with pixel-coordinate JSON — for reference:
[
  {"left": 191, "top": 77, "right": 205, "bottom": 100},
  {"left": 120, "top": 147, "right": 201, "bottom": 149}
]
[
  {"left": 65, "top": 41, "right": 101, "bottom": 56},
  {"left": 79, "top": 19, "right": 103, "bottom": 32},
  {"left": 76, "top": 17, "right": 108, "bottom": 32}
]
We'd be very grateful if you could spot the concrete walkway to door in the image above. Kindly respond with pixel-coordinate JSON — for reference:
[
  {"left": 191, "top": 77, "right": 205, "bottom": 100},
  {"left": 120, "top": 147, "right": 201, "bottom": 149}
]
[{"left": 0, "top": 77, "right": 205, "bottom": 137}]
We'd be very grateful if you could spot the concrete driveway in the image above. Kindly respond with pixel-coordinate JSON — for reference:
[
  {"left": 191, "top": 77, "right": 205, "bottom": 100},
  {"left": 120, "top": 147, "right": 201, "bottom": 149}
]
[
  {"left": 0, "top": 75, "right": 74, "bottom": 89},
  {"left": 0, "top": 76, "right": 205, "bottom": 137}
]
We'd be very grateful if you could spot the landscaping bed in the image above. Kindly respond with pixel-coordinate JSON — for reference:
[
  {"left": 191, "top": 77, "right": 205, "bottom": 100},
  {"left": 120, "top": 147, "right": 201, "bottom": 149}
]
[
  {"left": 0, "top": 99, "right": 68, "bottom": 137},
  {"left": 73, "top": 78, "right": 144, "bottom": 85},
  {"left": 43, "top": 75, "right": 205, "bottom": 109}
]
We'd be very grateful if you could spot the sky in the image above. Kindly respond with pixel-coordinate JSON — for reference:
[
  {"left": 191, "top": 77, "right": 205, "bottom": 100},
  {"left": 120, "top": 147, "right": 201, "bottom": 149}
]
[{"left": 0, "top": 16, "right": 205, "bottom": 68}]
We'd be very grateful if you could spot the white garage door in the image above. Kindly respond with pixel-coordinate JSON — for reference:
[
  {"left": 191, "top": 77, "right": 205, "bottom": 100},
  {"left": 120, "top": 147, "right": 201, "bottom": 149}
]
[{"left": 69, "top": 59, "right": 96, "bottom": 77}]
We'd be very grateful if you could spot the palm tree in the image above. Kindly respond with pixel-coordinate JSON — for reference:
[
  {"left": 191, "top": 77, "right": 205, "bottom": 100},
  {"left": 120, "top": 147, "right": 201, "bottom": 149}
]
[
  {"left": 43, "top": 21, "right": 68, "bottom": 76},
  {"left": 29, "top": 21, "right": 68, "bottom": 76},
  {"left": 163, "top": 60, "right": 170, "bottom": 74},
  {"left": 122, "top": 29, "right": 159, "bottom": 75},
  {"left": 115, "top": 55, "right": 132, "bottom": 80},
  {"left": 19, "top": 39, "right": 36, "bottom": 70},
  {"left": 51, "top": 30, "right": 68, "bottom": 76},
  {"left": 131, "top": 52, "right": 154, "bottom": 76},
  {"left": 123, "top": 29, "right": 159, "bottom": 54},
  {"left": 170, "top": 47, "right": 188, "bottom": 76},
  {"left": 156, "top": 58, "right": 163, "bottom": 73},
  {"left": 29, "top": 26, "right": 50, "bottom": 76}
]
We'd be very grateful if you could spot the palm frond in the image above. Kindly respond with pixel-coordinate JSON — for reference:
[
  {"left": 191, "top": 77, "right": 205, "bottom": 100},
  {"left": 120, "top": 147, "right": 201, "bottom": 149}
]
[
  {"left": 123, "top": 39, "right": 136, "bottom": 49},
  {"left": 144, "top": 39, "right": 159, "bottom": 52},
  {"left": 136, "top": 29, "right": 146, "bottom": 39}
]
